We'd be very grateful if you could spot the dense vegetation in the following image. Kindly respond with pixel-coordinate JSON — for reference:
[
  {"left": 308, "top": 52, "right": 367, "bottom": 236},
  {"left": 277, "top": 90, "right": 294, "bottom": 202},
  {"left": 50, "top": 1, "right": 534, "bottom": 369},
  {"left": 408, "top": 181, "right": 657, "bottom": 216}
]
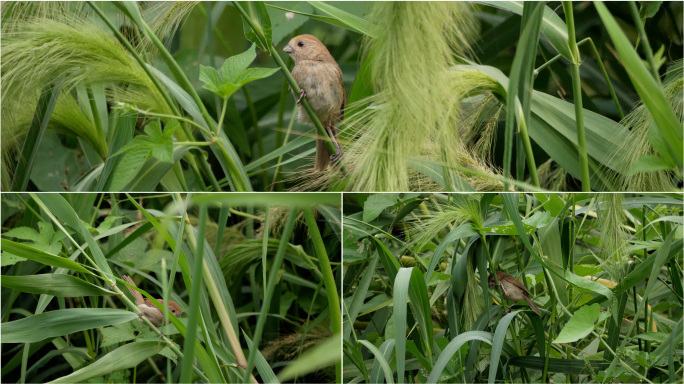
[
  {"left": 343, "top": 193, "right": 682, "bottom": 383},
  {"left": 1, "top": 2, "right": 681, "bottom": 191},
  {"left": 1, "top": 193, "right": 341, "bottom": 383}
]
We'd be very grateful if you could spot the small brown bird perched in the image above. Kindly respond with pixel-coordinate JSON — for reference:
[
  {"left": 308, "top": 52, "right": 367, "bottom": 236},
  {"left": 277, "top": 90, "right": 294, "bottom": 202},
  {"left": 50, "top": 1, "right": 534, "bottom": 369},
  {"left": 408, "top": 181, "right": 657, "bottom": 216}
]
[
  {"left": 283, "top": 34, "right": 345, "bottom": 171},
  {"left": 122, "top": 275, "right": 181, "bottom": 327},
  {"left": 488, "top": 271, "right": 541, "bottom": 315}
]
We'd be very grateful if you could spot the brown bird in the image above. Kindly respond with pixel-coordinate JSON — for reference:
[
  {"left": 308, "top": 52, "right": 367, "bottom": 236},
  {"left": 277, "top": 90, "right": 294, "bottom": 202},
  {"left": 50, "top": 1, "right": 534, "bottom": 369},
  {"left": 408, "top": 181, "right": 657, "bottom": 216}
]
[
  {"left": 122, "top": 275, "right": 181, "bottom": 327},
  {"left": 488, "top": 271, "right": 541, "bottom": 315},
  {"left": 283, "top": 34, "right": 345, "bottom": 171}
]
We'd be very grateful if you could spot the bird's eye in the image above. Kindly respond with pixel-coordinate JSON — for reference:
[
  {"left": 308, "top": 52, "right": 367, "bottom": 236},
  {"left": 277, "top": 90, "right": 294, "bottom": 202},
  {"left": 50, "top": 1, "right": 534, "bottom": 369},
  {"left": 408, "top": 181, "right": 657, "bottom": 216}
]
[{"left": 297, "top": 41, "right": 304, "bottom": 47}]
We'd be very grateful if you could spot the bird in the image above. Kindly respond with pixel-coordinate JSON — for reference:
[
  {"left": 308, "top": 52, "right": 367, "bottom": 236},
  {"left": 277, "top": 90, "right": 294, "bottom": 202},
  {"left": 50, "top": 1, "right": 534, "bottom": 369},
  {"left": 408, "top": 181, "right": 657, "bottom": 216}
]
[
  {"left": 122, "top": 275, "right": 182, "bottom": 327},
  {"left": 488, "top": 271, "right": 541, "bottom": 315},
  {"left": 283, "top": 34, "right": 345, "bottom": 171}
]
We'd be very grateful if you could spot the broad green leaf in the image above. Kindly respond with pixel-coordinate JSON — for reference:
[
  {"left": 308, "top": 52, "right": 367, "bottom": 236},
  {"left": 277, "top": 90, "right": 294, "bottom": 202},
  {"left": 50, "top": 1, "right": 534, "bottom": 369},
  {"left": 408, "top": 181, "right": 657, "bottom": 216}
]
[
  {"left": 363, "top": 193, "right": 399, "bottom": 222},
  {"left": 553, "top": 304, "right": 601, "bottom": 344},
  {"left": 0, "top": 239, "right": 89, "bottom": 274},
  {"left": 222, "top": 44, "right": 258, "bottom": 81},
  {"left": 564, "top": 270, "right": 612, "bottom": 301},
  {"left": 48, "top": 341, "right": 163, "bottom": 383},
  {"left": 633, "top": 332, "right": 668, "bottom": 343},
  {"left": 2, "top": 308, "right": 137, "bottom": 344},
  {"left": 199, "top": 64, "right": 223, "bottom": 94},
  {"left": 1, "top": 274, "right": 116, "bottom": 297},
  {"left": 234, "top": 67, "right": 280, "bottom": 84},
  {"left": 110, "top": 146, "right": 150, "bottom": 191},
  {"left": 3, "top": 222, "right": 64, "bottom": 255}
]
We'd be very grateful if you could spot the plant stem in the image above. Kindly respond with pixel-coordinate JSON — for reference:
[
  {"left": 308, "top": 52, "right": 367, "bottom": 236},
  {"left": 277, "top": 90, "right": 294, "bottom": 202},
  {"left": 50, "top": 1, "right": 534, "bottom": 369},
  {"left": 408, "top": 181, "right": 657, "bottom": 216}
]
[
  {"left": 517, "top": 110, "right": 540, "bottom": 187},
  {"left": 271, "top": 104, "right": 298, "bottom": 190},
  {"left": 88, "top": 1, "right": 222, "bottom": 191},
  {"left": 134, "top": 5, "right": 250, "bottom": 191},
  {"left": 242, "top": 86, "right": 269, "bottom": 187},
  {"left": 243, "top": 207, "right": 298, "bottom": 383},
  {"left": 216, "top": 97, "right": 229, "bottom": 136},
  {"left": 563, "top": 1, "right": 592, "bottom": 191},
  {"left": 232, "top": 1, "right": 340, "bottom": 160},
  {"left": 303, "top": 207, "right": 342, "bottom": 383},
  {"left": 628, "top": 2, "right": 661, "bottom": 83},
  {"left": 535, "top": 38, "right": 625, "bottom": 120}
]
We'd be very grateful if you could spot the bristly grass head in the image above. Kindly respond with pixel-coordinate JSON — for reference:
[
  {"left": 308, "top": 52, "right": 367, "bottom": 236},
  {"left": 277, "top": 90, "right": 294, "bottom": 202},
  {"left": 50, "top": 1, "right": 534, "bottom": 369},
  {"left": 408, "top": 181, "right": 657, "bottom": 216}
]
[
  {"left": 607, "top": 59, "right": 682, "bottom": 191},
  {"left": 307, "top": 2, "right": 503, "bottom": 192}
]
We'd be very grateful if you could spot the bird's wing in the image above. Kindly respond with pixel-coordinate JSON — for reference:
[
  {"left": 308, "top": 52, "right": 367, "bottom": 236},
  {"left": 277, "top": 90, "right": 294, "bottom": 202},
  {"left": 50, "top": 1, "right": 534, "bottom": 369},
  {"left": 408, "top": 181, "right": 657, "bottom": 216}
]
[
  {"left": 503, "top": 274, "right": 532, "bottom": 296},
  {"left": 122, "top": 275, "right": 144, "bottom": 304}
]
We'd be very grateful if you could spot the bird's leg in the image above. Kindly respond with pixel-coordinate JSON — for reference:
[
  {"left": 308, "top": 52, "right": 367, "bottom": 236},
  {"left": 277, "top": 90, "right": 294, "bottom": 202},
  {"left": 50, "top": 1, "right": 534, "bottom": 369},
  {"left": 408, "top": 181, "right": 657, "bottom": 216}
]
[
  {"left": 296, "top": 89, "right": 307, "bottom": 104},
  {"left": 326, "top": 124, "right": 343, "bottom": 163}
]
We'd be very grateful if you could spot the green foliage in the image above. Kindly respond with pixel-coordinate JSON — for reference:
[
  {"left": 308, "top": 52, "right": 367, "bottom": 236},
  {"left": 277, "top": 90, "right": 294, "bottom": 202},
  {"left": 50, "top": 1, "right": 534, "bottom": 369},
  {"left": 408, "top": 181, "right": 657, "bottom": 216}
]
[
  {"left": 343, "top": 192, "right": 683, "bottom": 383},
  {"left": 0, "top": 2, "right": 681, "bottom": 191},
  {"left": 1, "top": 193, "right": 342, "bottom": 383},
  {"left": 200, "top": 45, "right": 279, "bottom": 99}
]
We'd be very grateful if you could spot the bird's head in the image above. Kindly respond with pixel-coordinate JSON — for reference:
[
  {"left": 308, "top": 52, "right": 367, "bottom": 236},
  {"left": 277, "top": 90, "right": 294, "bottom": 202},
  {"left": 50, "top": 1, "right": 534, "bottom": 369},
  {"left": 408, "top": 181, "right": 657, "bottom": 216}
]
[{"left": 283, "top": 34, "right": 331, "bottom": 62}]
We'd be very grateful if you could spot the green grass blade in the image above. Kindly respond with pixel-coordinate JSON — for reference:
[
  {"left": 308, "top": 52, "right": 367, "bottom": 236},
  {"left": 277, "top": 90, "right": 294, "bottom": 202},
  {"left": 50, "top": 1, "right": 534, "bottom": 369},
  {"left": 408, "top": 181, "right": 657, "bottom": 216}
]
[
  {"left": 427, "top": 331, "right": 493, "bottom": 384},
  {"left": 10, "top": 80, "right": 62, "bottom": 191},
  {"left": 595, "top": 1, "right": 682, "bottom": 170},
  {"left": 2, "top": 308, "right": 136, "bottom": 344},
  {"left": 48, "top": 341, "right": 163, "bottom": 383},
  {"left": 1, "top": 274, "right": 116, "bottom": 297},
  {"left": 358, "top": 340, "right": 395, "bottom": 384},
  {"left": 179, "top": 204, "right": 207, "bottom": 383},
  {"left": 488, "top": 310, "right": 522, "bottom": 383}
]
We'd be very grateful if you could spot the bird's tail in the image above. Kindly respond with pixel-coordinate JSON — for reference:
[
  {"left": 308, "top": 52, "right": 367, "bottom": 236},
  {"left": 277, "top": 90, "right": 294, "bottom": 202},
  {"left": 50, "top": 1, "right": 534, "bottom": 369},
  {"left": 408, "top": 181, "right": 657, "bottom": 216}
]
[
  {"left": 314, "top": 125, "right": 334, "bottom": 172},
  {"left": 122, "top": 275, "right": 144, "bottom": 304},
  {"left": 524, "top": 296, "right": 541, "bottom": 315}
]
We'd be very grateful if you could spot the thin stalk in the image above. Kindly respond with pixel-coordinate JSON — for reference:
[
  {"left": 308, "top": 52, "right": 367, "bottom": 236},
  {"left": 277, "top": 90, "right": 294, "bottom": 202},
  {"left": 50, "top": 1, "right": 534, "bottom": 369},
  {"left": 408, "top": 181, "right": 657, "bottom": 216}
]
[
  {"left": 134, "top": 6, "right": 250, "bottom": 191},
  {"left": 243, "top": 207, "right": 298, "bottom": 383},
  {"left": 563, "top": 2, "right": 591, "bottom": 191},
  {"left": 517, "top": 111, "right": 540, "bottom": 187},
  {"left": 231, "top": 2, "right": 339, "bottom": 160},
  {"left": 303, "top": 207, "right": 342, "bottom": 383},
  {"left": 216, "top": 97, "right": 229, "bottom": 136},
  {"left": 179, "top": 204, "right": 206, "bottom": 384},
  {"left": 535, "top": 38, "right": 625, "bottom": 119},
  {"left": 628, "top": 2, "right": 661, "bottom": 82},
  {"left": 479, "top": 232, "right": 508, "bottom": 313},
  {"left": 242, "top": 86, "right": 269, "bottom": 187},
  {"left": 271, "top": 104, "right": 298, "bottom": 190},
  {"left": 179, "top": 204, "right": 253, "bottom": 380}
]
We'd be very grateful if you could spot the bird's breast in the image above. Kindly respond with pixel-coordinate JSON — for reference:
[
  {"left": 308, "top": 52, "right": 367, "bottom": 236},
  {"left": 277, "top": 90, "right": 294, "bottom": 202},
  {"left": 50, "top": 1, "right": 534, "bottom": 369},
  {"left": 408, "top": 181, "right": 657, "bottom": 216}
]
[{"left": 292, "top": 61, "right": 343, "bottom": 123}]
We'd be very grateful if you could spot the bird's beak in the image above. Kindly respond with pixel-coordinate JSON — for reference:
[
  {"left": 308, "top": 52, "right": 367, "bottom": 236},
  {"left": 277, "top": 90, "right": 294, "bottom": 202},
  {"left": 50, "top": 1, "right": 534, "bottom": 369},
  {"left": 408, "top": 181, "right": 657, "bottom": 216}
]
[{"left": 283, "top": 44, "right": 293, "bottom": 54}]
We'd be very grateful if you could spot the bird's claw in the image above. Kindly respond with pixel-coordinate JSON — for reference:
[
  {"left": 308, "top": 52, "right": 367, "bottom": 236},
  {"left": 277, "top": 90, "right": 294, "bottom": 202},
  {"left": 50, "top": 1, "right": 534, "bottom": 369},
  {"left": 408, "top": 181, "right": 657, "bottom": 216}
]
[
  {"left": 330, "top": 151, "right": 343, "bottom": 164},
  {"left": 296, "top": 89, "right": 307, "bottom": 104}
]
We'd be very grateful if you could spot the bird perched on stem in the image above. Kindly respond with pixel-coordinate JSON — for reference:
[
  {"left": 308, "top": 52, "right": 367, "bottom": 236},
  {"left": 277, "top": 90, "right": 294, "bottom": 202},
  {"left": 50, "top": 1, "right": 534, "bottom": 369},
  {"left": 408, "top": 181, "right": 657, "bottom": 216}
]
[
  {"left": 488, "top": 271, "right": 541, "bottom": 315},
  {"left": 283, "top": 34, "right": 345, "bottom": 171},
  {"left": 122, "top": 275, "right": 181, "bottom": 327}
]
